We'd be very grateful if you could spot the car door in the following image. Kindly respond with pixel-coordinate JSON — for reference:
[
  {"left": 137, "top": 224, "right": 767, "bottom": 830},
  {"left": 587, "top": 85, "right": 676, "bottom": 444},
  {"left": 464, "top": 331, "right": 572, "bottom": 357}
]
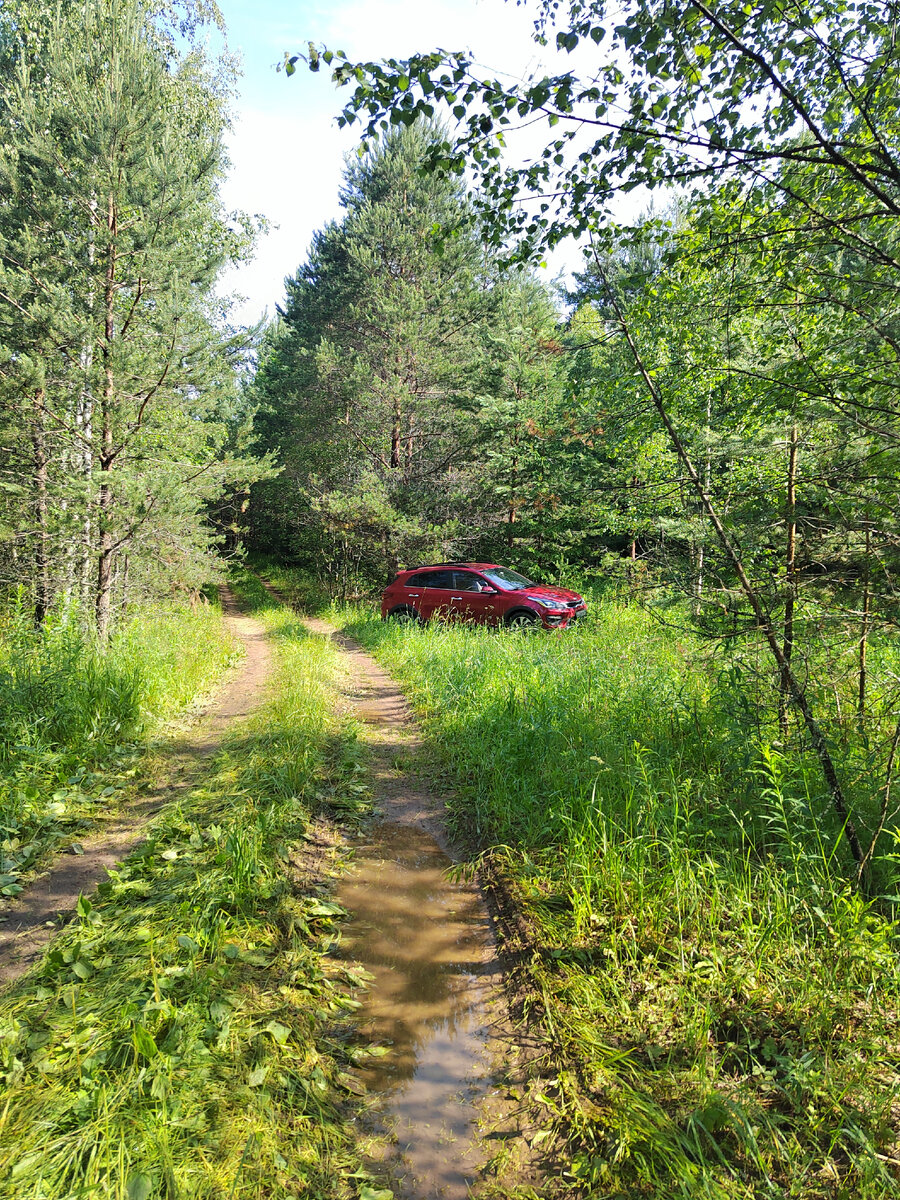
[
  {"left": 400, "top": 571, "right": 433, "bottom": 619},
  {"left": 402, "top": 571, "right": 454, "bottom": 619},
  {"left": 418, "top": 570, "right": 456, "bottom": 620},
  {"left": 451, "top": 571, "right": 501, "bottom": 624}
]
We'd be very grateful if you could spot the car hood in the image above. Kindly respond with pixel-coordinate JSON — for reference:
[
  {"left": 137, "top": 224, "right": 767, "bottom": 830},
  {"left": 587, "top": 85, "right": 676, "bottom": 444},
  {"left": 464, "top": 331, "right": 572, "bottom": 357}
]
[{"left": 521, "top": 586, "right": 583, "bottom": 602}]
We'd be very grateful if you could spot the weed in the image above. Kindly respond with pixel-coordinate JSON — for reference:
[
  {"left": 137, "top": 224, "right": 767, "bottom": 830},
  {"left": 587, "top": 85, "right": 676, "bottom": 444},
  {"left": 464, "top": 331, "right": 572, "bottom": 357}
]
[
  {"left": 333, "top": 600, "right": 900, "bottom": 1198},
  {"left": 0, "top": 594, "right": 236, "bottom": 891},
  {"left": 0, "top": 572, "right": 376, "bottom": 1199}
]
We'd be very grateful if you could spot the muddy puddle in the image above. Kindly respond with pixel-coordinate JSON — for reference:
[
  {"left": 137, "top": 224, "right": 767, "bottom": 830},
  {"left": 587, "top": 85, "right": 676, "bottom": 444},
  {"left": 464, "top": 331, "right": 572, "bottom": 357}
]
[{"left": 334, "top": 821, "right": 498, "bottom": 1199}]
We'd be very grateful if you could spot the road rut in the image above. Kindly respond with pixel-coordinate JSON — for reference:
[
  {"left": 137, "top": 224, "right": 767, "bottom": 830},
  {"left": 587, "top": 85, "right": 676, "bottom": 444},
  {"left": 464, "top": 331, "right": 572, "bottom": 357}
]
[{"left": 0, "top": 588, "right": 270, "bottom": 986}]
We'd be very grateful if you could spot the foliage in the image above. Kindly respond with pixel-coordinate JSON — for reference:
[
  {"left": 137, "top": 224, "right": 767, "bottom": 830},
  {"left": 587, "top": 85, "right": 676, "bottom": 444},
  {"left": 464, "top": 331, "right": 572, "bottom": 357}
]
[
  {"left": 292, "top": 0, "right": 900, "bottom": 872},
  {"left": 0, "top": 574, "right": 379, "bottom": 1199},
  {"left": 0, "top": 592, "right": 235, "bottom": 895},
  {"left": 332, "top": 603, "right": 900, "bottom": 1197},
  {"left": 0, "top": 0, "right": 264, "bottom": 636},
  {"left": 245, "top": 123, "right": 566, "bottom": 592},
  {"left": 312, "top": 0, "right": 900, "bottom": 255}
]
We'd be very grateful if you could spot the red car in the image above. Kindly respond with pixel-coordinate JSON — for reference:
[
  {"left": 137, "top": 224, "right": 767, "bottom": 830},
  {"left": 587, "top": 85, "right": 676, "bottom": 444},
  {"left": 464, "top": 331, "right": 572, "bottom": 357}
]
[{"left": 381, "top": 562, "right": 587, "bottom": 629}]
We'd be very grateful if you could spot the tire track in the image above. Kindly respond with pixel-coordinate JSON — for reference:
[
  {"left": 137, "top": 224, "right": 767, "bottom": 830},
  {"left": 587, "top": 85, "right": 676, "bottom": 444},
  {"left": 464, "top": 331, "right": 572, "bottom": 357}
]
[{"left": 0, "top": 587, "right": 270, "bottom": 987}]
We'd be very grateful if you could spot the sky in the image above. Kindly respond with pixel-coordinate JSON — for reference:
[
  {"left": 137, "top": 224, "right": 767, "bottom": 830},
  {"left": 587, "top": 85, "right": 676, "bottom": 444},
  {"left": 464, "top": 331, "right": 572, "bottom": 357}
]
[{"left": 213, "top": 0, "right": 585, "bottom": 327}]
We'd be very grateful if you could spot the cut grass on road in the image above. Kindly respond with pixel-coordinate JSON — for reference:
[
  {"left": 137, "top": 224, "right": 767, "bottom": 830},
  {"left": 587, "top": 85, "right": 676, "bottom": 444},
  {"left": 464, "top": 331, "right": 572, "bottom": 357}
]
[
  {"left": 0, "top": 594, "right": 237, "bottom": 895},
  {"left": 0, "top": 574, "right": 381, "bottom": 1200},
  {"left": 315, "top": 594, "right": 900, "bottom": 1200}
]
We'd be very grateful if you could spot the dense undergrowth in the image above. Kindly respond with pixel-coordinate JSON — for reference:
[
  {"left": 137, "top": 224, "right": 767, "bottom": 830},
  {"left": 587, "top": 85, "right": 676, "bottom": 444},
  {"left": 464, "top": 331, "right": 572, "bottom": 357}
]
[
  {"left": 0, "top": 595, "right": 236, "bottom": 895},
  {"left": 0, "top": 572, "right": 382, "bottom": 1199},
  {"left": 260, "top": 561, "right": 900, "bottom": 1200}
]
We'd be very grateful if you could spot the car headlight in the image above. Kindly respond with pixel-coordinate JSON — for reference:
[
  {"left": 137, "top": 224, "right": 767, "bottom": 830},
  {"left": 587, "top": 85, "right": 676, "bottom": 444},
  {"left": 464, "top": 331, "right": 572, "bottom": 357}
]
[{"left": 529, "top": 596, "right": 568, "bottom": 610}]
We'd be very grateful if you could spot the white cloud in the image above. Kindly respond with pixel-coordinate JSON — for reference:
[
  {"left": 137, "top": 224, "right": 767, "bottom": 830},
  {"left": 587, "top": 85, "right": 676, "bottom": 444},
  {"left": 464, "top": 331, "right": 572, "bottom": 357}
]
[
  {"left": 218, "top": 104, "right": 359, "bottom": 323},
  {"left": 214, "top": 0, "right": 610, "bottom": 325}
]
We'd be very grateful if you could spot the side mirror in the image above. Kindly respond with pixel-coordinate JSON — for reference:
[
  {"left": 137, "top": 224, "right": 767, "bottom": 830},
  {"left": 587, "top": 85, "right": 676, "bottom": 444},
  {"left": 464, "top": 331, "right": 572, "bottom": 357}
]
[{"left": 480, "top": 586, "right": 498, "bottom": 595}]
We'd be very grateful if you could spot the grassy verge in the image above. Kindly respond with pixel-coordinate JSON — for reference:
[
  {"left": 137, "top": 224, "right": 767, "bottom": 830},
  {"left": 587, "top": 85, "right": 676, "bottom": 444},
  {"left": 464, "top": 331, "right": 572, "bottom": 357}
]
[
  {"left": 0, "top": 596, "right": 237, "bottom": 894},
  {"left": 327, "top": 600, "right": 900, "bottom": 1199},
  {"left": 253, "top": 562, "right": 335, "bottom": 613},
  {"left": 0, "top": 572, "right": 383, "bottom": 1199}
]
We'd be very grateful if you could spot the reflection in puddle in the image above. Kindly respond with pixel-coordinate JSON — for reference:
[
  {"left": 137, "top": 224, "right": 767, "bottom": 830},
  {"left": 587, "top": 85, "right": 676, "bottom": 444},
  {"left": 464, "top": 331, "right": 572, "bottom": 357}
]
[{"left": 335, "top": 822, "right": 496, "bottom": 1199}]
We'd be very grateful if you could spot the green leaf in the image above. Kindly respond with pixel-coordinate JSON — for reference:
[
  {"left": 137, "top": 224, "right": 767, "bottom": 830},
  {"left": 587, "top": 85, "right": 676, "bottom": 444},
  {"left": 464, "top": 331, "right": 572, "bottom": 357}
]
[
  {"left": 336, "top": 1071, "right": 367, "bottom": 1095},
  {"left": 132, "top": 1025, "right": 158, "bottom": 1060},
  {"left": 350, "top": 1043, "right": 391, "bottom": 1061},
  {"left": 248, "top": 1066, "right": 267, "bottom": 1087},
  {"left": 264, "top": 1020, "right": 291, "bottom": 1044},
  {"left": 11, "top": 1155, "right": 43, "bottom": 1180},
  {"left": 305, "top": 899, "right": 346, "bottom": 918},
  {"left": 126, "top": 1173, "right": 153, "bottom": 1200},
  {"left": 359, "top": 1188, "right": 394, "bottom": 1200},
  {"left": 241, "top": 951, "right": 271, "bottom": 966}
]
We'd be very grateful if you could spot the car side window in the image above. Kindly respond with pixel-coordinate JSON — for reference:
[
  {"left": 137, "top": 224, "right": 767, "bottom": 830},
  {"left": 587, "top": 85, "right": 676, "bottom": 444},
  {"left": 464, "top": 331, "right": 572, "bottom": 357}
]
[
  {"left": 453, "top": 572, "right": 483, "bottom": 592},
  {"left": 421, "top": 570, "right": 454, "bottom": 589},
  {"left": 405, "top": 570, "right": 454, "bottom": 589}
]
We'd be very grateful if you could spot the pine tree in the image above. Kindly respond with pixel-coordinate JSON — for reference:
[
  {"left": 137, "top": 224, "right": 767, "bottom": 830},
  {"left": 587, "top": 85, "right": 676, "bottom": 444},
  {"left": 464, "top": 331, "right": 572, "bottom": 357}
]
[
  {"left": 249, "top": 123, "right": 500, "bottom": 585},
  {"left": 0, "top": 0, "right": 258, "bottom": 635}
]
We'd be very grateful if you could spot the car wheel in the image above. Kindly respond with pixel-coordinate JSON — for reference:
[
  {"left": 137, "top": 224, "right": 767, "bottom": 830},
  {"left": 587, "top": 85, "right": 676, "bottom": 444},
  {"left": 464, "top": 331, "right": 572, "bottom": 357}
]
[
  {"left": 389, "top": 605, "right": 421, "bottom": 625},
  {"left": 506, "top": 609, "right": 539, "bottom": 629}
]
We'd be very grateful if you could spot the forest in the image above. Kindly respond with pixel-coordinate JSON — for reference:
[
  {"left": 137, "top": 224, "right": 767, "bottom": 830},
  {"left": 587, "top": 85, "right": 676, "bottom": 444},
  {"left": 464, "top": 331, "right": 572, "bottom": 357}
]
[{"left": 1, "top": 0, "right": 900, "bottom": 1197}]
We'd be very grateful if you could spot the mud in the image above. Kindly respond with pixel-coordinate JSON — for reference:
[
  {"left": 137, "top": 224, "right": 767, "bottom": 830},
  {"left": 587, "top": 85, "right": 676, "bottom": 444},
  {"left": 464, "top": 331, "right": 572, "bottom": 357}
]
[
  {"left": 335, "top": 823, "right": 499, "bottom": 1198},
  {"left": 300, "top": 613, "right": 530, "bottom": 1199},
  {"left": 0, "top": 587, "right": 270, "bottom": 986}
]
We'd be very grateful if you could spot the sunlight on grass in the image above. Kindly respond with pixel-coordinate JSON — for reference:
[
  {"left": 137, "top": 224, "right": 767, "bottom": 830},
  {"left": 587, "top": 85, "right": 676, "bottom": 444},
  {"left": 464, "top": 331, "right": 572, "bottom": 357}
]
[
  {"left": 0, "top": 572, "right": 375, "bottom": 1199},
  {"left": 0, "top": 595, "right": 237, "bottom": 895},
  {"left": 333, "top": 600, "right": 900, "bottom": 1199}
]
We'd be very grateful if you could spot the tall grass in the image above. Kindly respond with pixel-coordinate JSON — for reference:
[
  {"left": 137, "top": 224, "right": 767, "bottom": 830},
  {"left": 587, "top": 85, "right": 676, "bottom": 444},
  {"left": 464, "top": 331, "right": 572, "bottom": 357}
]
[
  {"left": 0, "top": 572, "right": 375, "bottom": 1199},
  {"left": 0, "top": 594, "right": 236, "bottom": 892},
  {"left": 333, "top": 602, "right": 900, "bottom": 1198}
]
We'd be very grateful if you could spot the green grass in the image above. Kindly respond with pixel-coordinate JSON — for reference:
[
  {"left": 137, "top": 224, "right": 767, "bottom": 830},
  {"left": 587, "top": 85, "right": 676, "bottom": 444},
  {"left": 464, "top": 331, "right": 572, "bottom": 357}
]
[
  {"left": 256, "top": 562, "right": 334, "bottom": 614},
  {"left": 327, "top": 601, "right": 900, "bottom": 1199},
  {"left": 0, "top": 595, "right": 237, "bottom": 894},
  {"left": 0, "top": 572, "right": 380, "bottom": 1199}
]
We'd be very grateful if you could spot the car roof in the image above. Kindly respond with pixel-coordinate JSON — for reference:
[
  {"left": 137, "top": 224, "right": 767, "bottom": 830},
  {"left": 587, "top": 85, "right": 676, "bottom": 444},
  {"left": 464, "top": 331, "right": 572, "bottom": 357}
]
[{"left": 401, "top": 562, "right": 500, "bottom": 572}]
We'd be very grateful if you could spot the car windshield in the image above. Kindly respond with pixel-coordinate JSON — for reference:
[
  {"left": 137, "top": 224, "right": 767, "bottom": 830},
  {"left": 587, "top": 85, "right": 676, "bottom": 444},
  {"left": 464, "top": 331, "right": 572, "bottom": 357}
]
[{"left": 482, "top": 567, "right": 534, "bottom": 591}]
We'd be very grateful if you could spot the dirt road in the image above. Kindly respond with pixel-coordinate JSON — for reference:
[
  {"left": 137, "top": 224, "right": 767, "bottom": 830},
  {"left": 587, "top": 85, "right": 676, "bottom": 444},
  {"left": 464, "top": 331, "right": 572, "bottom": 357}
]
[
  {"left": 0, "top": 588, "right": 270, "bottom": 986},
  {"left": 299, "top": 612, "right": 536, "bottom": 1200}
]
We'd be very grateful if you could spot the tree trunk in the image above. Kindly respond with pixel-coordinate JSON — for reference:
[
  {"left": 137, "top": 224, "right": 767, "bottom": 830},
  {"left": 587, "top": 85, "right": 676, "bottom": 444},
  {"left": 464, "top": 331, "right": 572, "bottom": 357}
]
[
  {"left": 390, "top": 394, "right": 401, "bottom": 468},
  {"left": 508, "top": 446, "right": 519, "bottom": 550},
  {"left": 627, "top": 475, "right": 639, "bottom": 587},
  {"left": 694, "top": 395, "right": 711, "bottom": 612},
  {"left": 81, "top": 192, "right": 97, "bottom": 610},
  {"left": 121, "top": 553, "right": 130, "bottom": 618},
  {"left": 96, "top": 192, "right": 117, "bottom": 642},
  {"left": 508, "top": 401, "right": 520, "bottom": 551},
  {"left": 405, "top": 411, "right": 415, "bottom": 478},
  {"left": 859, "top": 519, "right": 871, "bottom": 723},
  {"left": 31, "top": 390, "right": 50, "bottom": 628},
  {"left": 778, "top": 422, "right": 798, "bottom": 737},
  {"left": 600, "top": 267, "right": 865, "bottom": 874}
]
